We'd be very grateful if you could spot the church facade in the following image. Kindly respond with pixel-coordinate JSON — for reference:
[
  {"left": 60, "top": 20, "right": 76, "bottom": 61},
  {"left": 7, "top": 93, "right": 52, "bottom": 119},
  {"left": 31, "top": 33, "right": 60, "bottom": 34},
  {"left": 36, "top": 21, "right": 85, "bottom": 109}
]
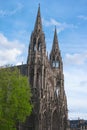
[{"left": 18, "top": 5, "right": 68, "bottom": 130}]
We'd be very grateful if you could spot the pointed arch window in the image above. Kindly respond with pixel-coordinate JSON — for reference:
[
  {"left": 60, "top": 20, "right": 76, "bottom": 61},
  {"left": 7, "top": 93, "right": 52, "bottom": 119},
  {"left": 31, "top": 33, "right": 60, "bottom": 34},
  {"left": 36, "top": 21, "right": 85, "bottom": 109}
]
[
  {"left": 55, "top": 56, "right": 59, "bottom": 68},
  {"left": 52, "top": 61, "right": 55, "bottom": 67},
  {"left": 33, "top": 38, "right": 36, "bottom": 51},
  {"left": 56, "top": 61, "right": 59, "bottom": 68},
  {"left": 34, "top": 44, "right": 36, "bottom": 51},
  {"left": 55, "top": 88, "right": 59, "bottom": 97},
  {"left": 52, "top": 56, "right": 55, "bottom": 67},
  {"left": 38, "top": 43, "right": 41, "bottom": 51},
  {"left": 38, "top": 39, "right": 41, "bottom": 51}
]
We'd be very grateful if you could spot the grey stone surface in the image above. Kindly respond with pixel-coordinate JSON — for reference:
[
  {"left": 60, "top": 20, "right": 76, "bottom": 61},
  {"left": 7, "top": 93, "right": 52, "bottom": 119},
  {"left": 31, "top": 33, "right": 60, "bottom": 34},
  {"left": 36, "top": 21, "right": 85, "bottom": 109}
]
[{"left": 17, "top": 5, "right": 68, "bottom": 130}]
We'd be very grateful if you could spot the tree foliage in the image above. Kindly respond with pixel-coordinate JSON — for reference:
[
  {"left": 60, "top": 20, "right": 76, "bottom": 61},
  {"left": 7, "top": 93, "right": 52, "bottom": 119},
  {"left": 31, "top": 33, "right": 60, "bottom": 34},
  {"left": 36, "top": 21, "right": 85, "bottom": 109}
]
[{"left": 0, "top": 67, "right": 32, "bottom": 130}]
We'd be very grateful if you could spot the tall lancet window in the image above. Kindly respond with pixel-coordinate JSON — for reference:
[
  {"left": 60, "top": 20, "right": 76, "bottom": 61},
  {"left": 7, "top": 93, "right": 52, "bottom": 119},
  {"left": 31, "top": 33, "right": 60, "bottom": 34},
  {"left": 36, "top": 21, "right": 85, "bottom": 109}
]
[
  {"left": 53, "top": 61, "right": 55, "bottom": 67},
  {"left": 54, "top": 86, "right": 60, "bottom": 98},
  {"left": 52, "top": 56, "right": 55, "bottom": 67},
  {"left": 56, "top": 88, "right": 59, "bottom": 97},
  {"left": 33, "top": 38, "right": 36, "bottom": 51},
  {"left": 38, "top": 39, "right": 41, "bottom": 51},
  {"left": 56, "top": 61, "right": 59, "bottom": 68},
  {"left": 54, "top": 79, "right": 60, "bottom": 98},
  {"left": 54, "top": 86, "right": 59, "bottom": 98},
  {"left": 55, "top": 57, "right": 59, "bottom": 68}
]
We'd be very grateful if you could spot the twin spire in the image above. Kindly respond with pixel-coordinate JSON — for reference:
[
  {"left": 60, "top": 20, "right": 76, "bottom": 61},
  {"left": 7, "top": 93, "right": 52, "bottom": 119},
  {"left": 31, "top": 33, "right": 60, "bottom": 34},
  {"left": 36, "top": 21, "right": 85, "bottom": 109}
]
[{"left": 34, "top": 5, "right": 59, "bottom": 52}]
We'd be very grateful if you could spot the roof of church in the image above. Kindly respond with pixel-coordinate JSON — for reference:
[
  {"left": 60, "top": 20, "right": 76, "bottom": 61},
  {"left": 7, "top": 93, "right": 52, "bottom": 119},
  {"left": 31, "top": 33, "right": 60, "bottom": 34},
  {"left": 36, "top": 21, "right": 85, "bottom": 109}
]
[{"left": 17, "top": 64, "right": 28, "bottom": 76}]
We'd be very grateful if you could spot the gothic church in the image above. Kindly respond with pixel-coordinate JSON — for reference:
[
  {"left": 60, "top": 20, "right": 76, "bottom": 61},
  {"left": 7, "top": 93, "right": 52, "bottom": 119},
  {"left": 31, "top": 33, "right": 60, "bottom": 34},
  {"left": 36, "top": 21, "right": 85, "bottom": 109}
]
[{"left": 18, "top": 5, "right": 68, "bottom": 130}]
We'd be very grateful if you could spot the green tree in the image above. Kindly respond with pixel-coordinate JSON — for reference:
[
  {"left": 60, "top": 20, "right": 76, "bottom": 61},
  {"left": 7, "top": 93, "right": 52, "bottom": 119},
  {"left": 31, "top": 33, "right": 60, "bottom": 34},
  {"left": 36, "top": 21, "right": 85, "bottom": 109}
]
[{"left": 0, "top": 67, "right": 32, "bottom": 130}]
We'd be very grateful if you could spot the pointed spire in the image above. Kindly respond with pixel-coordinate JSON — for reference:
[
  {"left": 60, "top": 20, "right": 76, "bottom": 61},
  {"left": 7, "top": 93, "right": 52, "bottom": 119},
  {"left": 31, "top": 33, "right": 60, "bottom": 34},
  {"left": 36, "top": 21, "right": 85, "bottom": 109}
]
[
  {"left": 52, "top": 26, "right": 59, "bottom": 51},
  {"left": 34, "top": 4, "right": 42, "bottom": 32},
  {"left": 50, "top": 27, "right": 62, "bottom": 69}
]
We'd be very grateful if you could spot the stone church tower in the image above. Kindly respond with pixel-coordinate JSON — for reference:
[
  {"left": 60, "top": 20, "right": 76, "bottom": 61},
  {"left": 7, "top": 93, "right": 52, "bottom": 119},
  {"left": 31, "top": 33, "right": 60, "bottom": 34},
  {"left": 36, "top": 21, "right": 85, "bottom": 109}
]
[{"left": 19, "top": 5, "right": 68, "bottom": 130}]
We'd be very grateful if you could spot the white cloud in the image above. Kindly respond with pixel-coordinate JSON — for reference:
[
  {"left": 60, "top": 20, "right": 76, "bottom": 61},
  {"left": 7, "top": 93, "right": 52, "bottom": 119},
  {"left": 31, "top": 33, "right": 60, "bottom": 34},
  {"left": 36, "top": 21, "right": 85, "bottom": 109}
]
[
  {"left": 42, "top": 18, "right": 77, "bottom": 33},
  {"left": 0, "top": 33, "right": 25, "bottom": 49},
  {"left": 65, "top": 68, "right": 87, "bottom": 119},
  {"left": 0, "top": 33, "right": 25, "bottom": 66},
  {"left": 78, "top": 15, "right": 87, "bottom": 20},
  {"left": 64, "top": 68, "right": 87, "bottom": 98},
  {"left": 64, "top": 52, "right": 87, "bottom": 119},
  {"left": 0, "top": 3, "right": 23, "bottom": 17},
  {"left": 64, "top": 52, "right": 87, "bottom": 65},
  {"left": 42, "top": 18, "right": 61, "bottom": 26}
]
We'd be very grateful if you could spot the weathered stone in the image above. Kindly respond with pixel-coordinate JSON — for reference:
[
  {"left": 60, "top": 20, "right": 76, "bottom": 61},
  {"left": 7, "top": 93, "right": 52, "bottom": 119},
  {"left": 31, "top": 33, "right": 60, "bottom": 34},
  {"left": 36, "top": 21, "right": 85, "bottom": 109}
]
[{"left": 17, "top": 5, "right": 68, "bottom": 130}]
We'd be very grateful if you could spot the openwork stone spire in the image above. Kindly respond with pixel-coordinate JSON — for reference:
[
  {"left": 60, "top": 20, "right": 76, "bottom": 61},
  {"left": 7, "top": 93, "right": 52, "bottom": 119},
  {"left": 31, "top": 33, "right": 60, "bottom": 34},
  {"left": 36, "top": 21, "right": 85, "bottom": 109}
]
[
  {"left": 50, "top": 27, "right": 62, "bottom": 69},
  {"left": 26, "top": 7, "right": 68, "bottom": 130},
  {"left": 52, "top": 27, "right": 59, "bottom": 52},
  {"left": 34, "top": 4, "right": 42, "bottom": 32}
]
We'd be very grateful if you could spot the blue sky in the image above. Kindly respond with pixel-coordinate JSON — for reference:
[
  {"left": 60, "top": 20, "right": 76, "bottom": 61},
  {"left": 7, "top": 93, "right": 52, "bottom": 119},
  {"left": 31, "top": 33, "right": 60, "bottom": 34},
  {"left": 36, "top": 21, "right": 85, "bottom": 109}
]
[{"left": 0, "top": 0, "right": 87, "bottom": 120}]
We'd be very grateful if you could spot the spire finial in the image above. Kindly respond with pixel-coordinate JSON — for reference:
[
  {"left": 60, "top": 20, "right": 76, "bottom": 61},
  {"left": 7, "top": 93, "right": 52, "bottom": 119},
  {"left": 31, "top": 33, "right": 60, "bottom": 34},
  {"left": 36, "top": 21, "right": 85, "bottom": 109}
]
[
  {"left": 54, "top": 26, "right": 57, "bottom": 42},
  {"left": 39, "top": 3, "right": 40, "bottom": 8},
  {"left": 54, "top": 26, "right": 57, "bottom": 35},
  {"left": 55, "top": 25, "right": 56, "bottom": 29}
]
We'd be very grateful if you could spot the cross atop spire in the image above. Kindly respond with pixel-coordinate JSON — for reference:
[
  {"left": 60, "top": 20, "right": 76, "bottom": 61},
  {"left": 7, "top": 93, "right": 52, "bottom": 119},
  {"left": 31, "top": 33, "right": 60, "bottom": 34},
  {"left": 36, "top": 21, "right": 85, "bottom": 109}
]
[
  {"left": 52, "top": 26, "right": 59, "bottom": 52},
  {"left": 34, "top": 4, "right": 42, "bottom": 32}
]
